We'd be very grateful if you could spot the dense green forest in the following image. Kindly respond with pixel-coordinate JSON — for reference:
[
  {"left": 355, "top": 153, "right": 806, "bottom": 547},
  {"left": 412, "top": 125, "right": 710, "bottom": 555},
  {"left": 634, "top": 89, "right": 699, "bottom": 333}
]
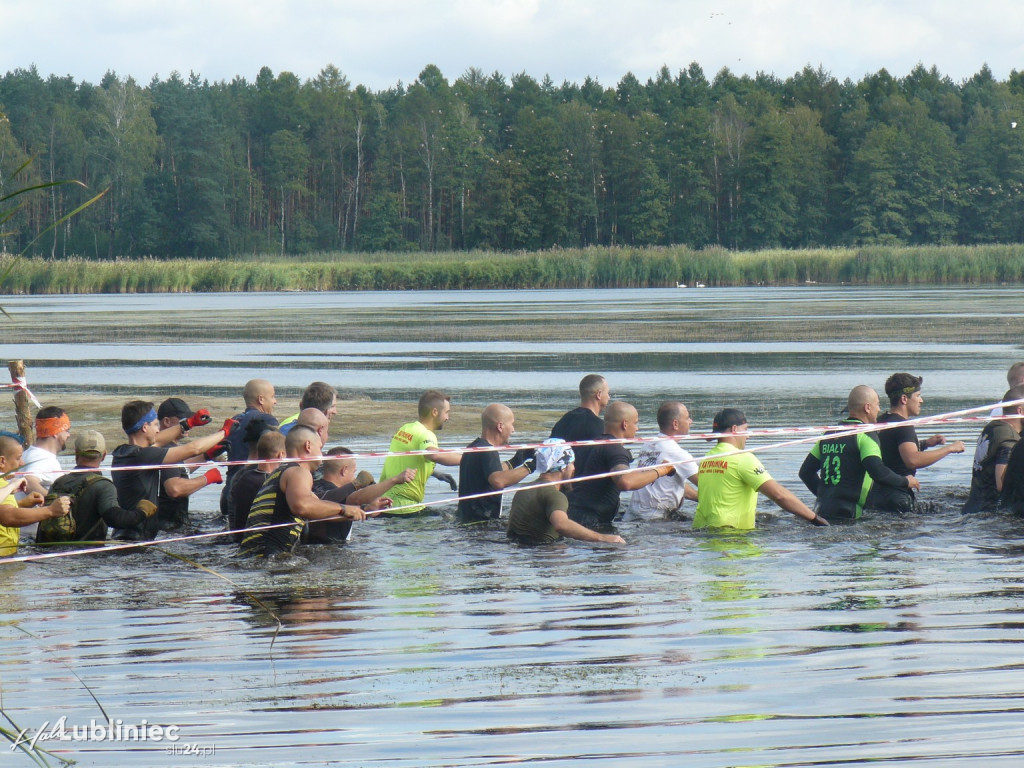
[{"left": 1, "top": 61, "right": 1022, "bottom": 259}]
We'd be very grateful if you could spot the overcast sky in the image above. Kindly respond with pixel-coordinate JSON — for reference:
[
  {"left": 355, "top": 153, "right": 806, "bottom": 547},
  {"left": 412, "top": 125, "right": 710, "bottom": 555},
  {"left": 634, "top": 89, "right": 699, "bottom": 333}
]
[{"left": 4, "top": 1, "right": 1022, "bottom": 90}]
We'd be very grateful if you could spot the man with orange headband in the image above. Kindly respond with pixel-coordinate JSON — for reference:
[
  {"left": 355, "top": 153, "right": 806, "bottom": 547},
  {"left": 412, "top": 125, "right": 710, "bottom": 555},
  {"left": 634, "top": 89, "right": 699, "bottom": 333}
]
[{"left": 21, "top": 406, "right": 72, "bottom": 493}]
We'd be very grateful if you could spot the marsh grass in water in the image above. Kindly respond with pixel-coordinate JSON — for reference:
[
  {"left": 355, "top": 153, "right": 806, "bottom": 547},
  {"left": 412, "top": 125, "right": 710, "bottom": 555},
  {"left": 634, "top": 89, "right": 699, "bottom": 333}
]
[{"left": 3, "top": 244, "right": 1024, "bottom": 293}]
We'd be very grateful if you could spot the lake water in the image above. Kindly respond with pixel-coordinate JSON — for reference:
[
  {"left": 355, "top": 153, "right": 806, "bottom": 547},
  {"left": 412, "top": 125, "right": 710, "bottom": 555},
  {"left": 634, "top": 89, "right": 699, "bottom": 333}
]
[{"left": 3, "top": 286, "right": 1024, "bottom": 767}]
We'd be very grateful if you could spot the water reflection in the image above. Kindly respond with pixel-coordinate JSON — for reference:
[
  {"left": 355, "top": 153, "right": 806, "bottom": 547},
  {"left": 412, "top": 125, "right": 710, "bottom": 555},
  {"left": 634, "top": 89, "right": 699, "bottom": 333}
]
[{"left": 5, "top": 287, "right": 1024, "bottom": 766}]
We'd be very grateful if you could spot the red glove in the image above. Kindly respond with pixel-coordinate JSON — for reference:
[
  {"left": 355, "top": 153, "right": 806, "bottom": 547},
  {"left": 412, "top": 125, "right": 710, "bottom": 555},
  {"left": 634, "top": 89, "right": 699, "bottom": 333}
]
[
  {"left": 204, "top": 468, "right": 223, "bottom": 485},
  {"left": 187, "top": 408, "right": 212, "bottom": 429},
  {"left": 204, "top": 442, "right": 227, "bottom": 461},
  {"left": 222, "top": 418, "right": 239, "bottom": 437}
]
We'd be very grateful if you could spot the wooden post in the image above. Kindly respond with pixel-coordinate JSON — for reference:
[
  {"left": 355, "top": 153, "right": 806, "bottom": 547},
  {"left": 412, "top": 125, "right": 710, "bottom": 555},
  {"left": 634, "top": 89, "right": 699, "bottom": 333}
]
[{"left": 8, "top": 360, "right": 34, "bottom": 445}]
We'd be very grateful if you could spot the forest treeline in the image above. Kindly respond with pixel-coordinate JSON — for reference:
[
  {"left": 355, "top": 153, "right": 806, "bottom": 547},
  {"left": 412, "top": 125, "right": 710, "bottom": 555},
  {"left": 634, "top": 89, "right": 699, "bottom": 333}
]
[{"left": 1, "top": 61, "right": 1023, "bottom": 259}]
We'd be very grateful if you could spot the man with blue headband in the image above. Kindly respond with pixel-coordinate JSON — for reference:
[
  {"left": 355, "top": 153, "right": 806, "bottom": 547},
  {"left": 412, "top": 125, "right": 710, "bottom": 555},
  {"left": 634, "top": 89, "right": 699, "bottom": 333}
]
[{"left": 111, "top": 399, "right": 234, "bottom": 540}]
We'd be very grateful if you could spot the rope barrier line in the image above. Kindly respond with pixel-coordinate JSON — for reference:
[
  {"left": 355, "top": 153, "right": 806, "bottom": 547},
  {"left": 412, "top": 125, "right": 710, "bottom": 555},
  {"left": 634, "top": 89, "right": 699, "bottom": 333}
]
[
  {"left": 7, "top": 398, "right": 1011, "bottom": 479},
  {"left": 0, "top": 396, "right": 1016, "bottom": 566}
]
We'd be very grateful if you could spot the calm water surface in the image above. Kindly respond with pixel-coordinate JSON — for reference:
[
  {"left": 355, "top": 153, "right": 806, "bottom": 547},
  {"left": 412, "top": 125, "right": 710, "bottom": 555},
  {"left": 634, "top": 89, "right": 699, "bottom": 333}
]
[{"left": 3, "top": 286, "right": 1024, "bottom": 767}]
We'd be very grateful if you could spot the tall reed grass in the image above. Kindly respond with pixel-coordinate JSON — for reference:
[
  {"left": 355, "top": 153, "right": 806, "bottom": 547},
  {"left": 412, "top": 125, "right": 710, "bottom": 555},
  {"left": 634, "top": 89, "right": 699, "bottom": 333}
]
[{"left": 3, "top": 245, "right": 1024, "bottom": 293}]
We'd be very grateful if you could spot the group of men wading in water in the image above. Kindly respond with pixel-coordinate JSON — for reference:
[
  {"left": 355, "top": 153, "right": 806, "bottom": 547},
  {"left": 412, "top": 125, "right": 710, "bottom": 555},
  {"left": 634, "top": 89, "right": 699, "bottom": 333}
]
[{"left": 2, "top": 363, "right": 1023, "bottom": 558}]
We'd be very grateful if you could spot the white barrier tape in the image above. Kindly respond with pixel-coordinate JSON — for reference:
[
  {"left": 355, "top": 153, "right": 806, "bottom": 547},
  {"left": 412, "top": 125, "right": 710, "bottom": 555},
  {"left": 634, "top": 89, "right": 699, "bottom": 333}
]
[
  {"left": 1, "top": 396, "right": 1018, "bottom": 565},
  {"left": 23, "top": 397, "right": 1008, "bottom": 478}
]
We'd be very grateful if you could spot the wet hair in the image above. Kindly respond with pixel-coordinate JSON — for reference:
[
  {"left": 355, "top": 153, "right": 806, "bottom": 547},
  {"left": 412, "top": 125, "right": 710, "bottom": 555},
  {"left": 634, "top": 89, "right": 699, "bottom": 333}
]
[
  {"left": 243, "top": 415, "right": 277, "bottom": 445},
  {"left": 121, "top": 400, "right": 155, "bottom": 433},
  {"left": 1002, "top": 385, "right": 1024, "bottom": 415},
  {"left": 0, "top": 430, "right": 25, "bottom": 447},
  {"left": 712, "top": 408, "right": 747, "bottom": 432},
  {"left": 579, "top": 374, "right": 607, "bottom": 401},
  {"left": 36, "top": 405, "right": 67, "bottom": 422},
  {"left": 285, "top": 425, "right": 320, "bottom": 455},
  {"left": 0, "top": 434, "right": 22, "bottom": 460},
  {"left": 657, "top": 401, "right": 685, "bottom": 431},
  {"left": 256, "top": 430, "right": 286, "bottom": 461},
  {"left": 885, "top": 373, "right": 923, "bottom": 405},
  {"left": 322, "top": 446, "right": 355, "bottom": 474},
  {"left": 418, "top": 389, "right": 450, "bottom": 420},
  {"left": 300, "top": 381, "right": 337, "bottom": 414}
]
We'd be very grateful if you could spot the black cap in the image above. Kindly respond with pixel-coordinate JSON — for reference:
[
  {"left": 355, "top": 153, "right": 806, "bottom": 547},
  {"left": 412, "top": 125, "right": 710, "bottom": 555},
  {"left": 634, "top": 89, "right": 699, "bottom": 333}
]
[
  {"left": 157, "top": 397, "right": 193, "bottom": 420},
  {"left": 712, "top": 408, "right": 747, "bottom": 432}
]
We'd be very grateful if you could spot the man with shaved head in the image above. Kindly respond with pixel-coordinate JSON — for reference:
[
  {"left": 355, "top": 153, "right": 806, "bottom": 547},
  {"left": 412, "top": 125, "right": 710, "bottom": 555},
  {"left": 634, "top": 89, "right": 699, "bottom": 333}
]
[
  {"left": 628, "top": 401, "right": 699, "bottom": 519},
  {"left": 221, "top": 378, "right": 279, "bottom": 517},
  {"left": 567, "top": 400, "right": 676, "bottom": 530},
  {"left": 239, "top": 425, "right": 370, "bottom": 558},
  {"left": 799, "top": 385, "right": 919, "bottom": 522},
  {"left": 456, "top": 403, "right": 536, "bottom": 524},
  {"left": 295, "top": 407, "right": 330, "bottom": 447},
  {"left": 550, "top": 374, "right": 610, "bottom": 477}
]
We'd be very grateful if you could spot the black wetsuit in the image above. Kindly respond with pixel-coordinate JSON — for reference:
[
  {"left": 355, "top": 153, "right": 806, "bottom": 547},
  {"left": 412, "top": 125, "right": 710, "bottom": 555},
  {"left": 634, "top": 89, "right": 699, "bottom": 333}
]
[
  {"left": 799, "top": 419, "right": 911, "bottom": 521},
  {"left": 868, "top": 412, "right": 920, "bottom": 514}
]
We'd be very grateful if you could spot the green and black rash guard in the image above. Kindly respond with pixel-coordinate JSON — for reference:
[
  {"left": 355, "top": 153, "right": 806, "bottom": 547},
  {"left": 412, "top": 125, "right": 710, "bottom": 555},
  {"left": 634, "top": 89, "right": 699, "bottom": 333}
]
[{"left": 799, "top": 418, "right": 911, "bottom": 520}]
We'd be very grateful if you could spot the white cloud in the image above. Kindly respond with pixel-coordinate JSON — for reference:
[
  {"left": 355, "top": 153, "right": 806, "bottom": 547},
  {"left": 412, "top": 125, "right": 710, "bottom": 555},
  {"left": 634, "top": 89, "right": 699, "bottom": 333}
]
[{"left": 2, "top": 0, "right": 1021, "bottom": 89}]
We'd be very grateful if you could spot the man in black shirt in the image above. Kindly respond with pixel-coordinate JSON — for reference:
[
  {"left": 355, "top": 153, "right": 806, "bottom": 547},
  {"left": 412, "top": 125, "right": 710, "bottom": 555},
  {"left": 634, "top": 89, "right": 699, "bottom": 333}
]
[
  {"left": 870, "top": 373, "right": 964, "bottom": 513},
  {"left": 156, "top": 397, "right": 224, "bottom": 530},
  {"left": 567, "top": 400, "right": 676, "bottom": 530},
  {"left": 550, "top": 374, "right": 610, "bottom": 476},
  {"left": 112, "top": 400, "right": 233, "bottom": 540},
  {"left": 457, "top": 404, "right": 535, "bottom": 524}
]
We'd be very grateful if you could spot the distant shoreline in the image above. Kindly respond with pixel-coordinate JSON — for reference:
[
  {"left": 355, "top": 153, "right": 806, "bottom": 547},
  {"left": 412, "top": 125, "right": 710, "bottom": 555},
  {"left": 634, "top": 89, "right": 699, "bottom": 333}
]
[{"left": 2, "top": 244, "right": 1024, "bottom": 294}]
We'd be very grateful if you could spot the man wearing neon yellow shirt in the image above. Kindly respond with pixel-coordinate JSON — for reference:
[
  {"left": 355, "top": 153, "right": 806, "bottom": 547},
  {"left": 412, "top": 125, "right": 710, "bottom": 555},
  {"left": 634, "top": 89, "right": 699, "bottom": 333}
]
[
  {"left": 380, "top": 389, "right": 463, "bottom": 515},
  {"left": 694, "top": 408, "right": 827, "bottom": 531}
]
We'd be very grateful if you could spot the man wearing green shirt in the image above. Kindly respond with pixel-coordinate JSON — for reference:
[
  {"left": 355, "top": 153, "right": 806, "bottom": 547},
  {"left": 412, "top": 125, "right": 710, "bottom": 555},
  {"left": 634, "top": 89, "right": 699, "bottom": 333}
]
[
  {"left": 380, "top": 389, "right": 462, "bottom": 515},
  {"left": 800, "top": 385, "right": 920, "bottom": 521},
  {"left": 694, "top": 408, "right": 826, "bottom": 531}
]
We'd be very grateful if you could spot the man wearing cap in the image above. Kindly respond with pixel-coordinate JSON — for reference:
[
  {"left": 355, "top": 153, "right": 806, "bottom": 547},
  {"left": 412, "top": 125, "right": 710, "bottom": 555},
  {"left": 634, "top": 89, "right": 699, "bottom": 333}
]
[
  {"left": 507, "top": 439, "right": 625, "bottom": 545},
  {"left": 155, "top": 398, "right": 225, "bottom": 530},
  {"left": 567, "top": 400, "right": 677, "bottom": 530},
  {"left": 869, "top": 373, "right": 964, "bottom": 514},
  {"left": 21, "top": 405, "right": 71, "bottom": 493},
  {"left": 112, "top": 400, "right": 234, "bottom": 540},
  {"left": 800, "top": 386, "right": 920, "bottom": 522},
  {"left": 628, "top": 401, "right": 699, "bottom": 519},
  {"left": 550, "top": 374, "right": 610, "bottom": 477},
  {"left": 695, "top": 408, "right": 826, "bottom": 530},
  {"left": 36, "top": 431, "right": 156, "bottom": 543},
  {"left": 456, "top": 404, "right": 536, "bottom": 524},
  {"left": 963, "top": 385, "right": 1024, "bottom": 514}
]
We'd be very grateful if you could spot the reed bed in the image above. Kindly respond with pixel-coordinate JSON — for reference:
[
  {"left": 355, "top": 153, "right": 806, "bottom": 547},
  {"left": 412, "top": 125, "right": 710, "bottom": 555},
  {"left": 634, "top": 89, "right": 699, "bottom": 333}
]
[{"left": 3, "top": 244, "right": 1024, "bottom": 293}]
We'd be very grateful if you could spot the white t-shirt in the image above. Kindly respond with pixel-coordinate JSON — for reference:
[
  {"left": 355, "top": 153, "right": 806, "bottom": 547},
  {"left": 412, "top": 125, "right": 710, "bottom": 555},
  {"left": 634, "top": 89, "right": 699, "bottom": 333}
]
[
  {"left": 627, "top": 433, "right": 699, "bottom": 516},
  {"left": 21, "top": 446, "right": 64, "bottom": 490}
]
